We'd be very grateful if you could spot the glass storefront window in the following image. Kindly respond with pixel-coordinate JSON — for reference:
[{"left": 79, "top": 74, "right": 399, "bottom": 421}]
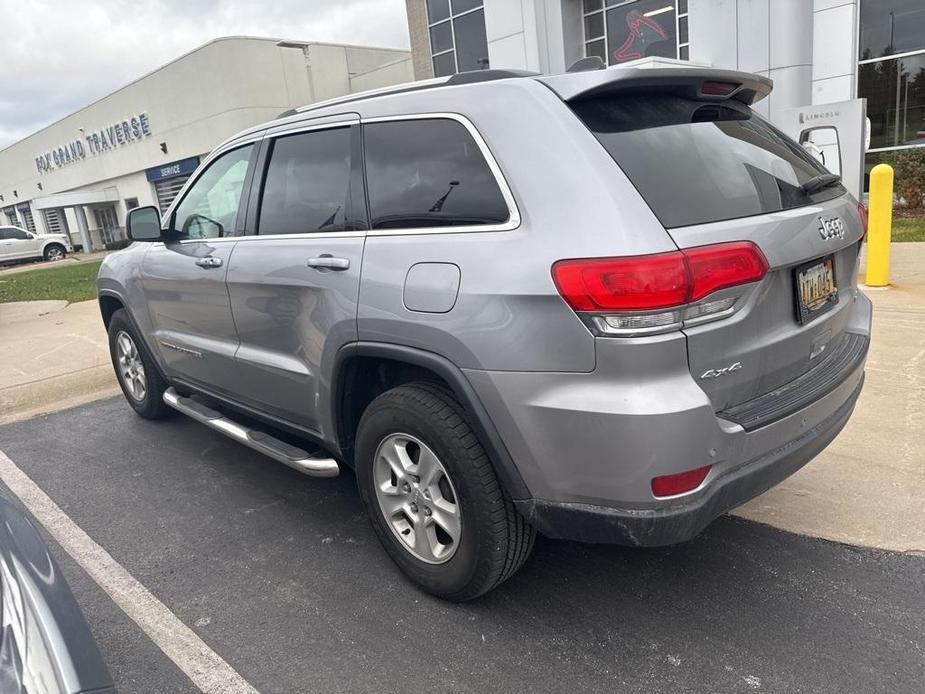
[
  {"left": 858, "top": 54, "right": 925, "bottom": 150},
  {"left": 859, "top": 0, "right": 925, "bottom": 60},
  {"left": 583, "top": 1, "right": 684, "bottom": 66}
]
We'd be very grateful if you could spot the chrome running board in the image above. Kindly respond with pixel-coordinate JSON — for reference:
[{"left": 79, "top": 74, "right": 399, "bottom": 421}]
[{"left": 162, "top": 387, "right": 339, "bottom": 478}]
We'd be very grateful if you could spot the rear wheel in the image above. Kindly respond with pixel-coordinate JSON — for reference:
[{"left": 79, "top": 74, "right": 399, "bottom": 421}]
[
  {"left": 43, "top": 244, "right": 66, "bottom": 261},
  {"left": 356, "top": 382, "right": 534, "bottom": 601},
  {"left": 107, "top": 309, "right": 172, "bottom": 419}
]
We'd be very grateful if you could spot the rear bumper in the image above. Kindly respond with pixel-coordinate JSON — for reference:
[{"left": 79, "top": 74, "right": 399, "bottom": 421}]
[
  {"left": 514, "top": 375, "right": 862, "bottom": 545},
  {"left": 464, "top": 291, "right": 872, "bottom": 545}
]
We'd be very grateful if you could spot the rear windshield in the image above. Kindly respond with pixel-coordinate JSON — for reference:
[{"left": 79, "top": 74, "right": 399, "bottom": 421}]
[{"left": 570, "top": 96, "right": 845, "bottom": 228}]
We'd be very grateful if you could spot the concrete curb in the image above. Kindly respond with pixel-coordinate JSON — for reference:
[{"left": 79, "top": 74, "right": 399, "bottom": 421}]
[{"left": 0, "top": 365, "right": 120, "bottom": 425}]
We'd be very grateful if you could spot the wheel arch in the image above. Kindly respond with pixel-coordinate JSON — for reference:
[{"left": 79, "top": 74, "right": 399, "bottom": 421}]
[
  {"left": 98, "top": 292, "right": 125, "bottom": 328},
  {"left": 333, "top": 342, "right": 531, "bottom": 501}
]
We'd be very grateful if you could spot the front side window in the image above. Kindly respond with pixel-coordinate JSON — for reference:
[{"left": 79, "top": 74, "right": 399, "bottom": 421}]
[
  {"left": 572, "top": 96, "right": 842, "bottom": 228},
  {"left": 258, "top": 128, "right": 352, "bottom": 235},
  {"left": 1, "top": 227, "right": 29, "bottom": 240},
  {"left": 363, "top": 119, "right": 509, "bottom": 230},
  {"left": 172, "top": 145, "right": 253, "bottom": 240}
]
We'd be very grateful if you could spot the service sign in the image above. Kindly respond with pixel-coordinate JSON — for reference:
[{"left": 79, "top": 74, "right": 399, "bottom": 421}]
[{"left": 35, "top": 112, "right": 152, "bottom": 174}]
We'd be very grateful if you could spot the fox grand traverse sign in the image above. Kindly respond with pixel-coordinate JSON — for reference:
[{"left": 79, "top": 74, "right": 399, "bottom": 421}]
[{"left": 34, "top": 112, "right": 152, "bottom": 174}]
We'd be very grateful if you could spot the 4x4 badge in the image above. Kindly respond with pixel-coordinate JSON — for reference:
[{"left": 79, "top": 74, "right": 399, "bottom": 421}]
[
  {"left": 818, "top": 216, "right": 845, "bottom": 241},
  {"left": 701, "top": 362, "right": 742, "bottom": 379}
]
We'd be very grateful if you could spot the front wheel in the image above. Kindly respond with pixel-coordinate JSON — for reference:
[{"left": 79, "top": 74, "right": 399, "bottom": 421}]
[
  {"left": 44, "top": 244, "right": 66, "bottom": 261},
  {"left": 107, "top": 309, "right": 172, "bottom": 419},
  {"left": 356, "top": 382, "right": 535, "bottom": 601}
]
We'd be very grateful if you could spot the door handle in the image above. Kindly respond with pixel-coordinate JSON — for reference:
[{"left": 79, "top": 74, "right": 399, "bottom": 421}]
[
  {"left": 307, "top": 255, "right": 350, "bottom": 271},
  {"left": 195, "top": 257, "right": 223, "bottom": 268}
]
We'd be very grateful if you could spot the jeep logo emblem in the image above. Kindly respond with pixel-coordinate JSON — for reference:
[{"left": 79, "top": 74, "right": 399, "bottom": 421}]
[{"left": 818, "top": 216, "right": 845, "bottom": 241}]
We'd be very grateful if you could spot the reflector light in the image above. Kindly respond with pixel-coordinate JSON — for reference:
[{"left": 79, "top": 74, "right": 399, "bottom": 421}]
[{"left": 651, "top": 465, "right": 712, "bottom": 497}]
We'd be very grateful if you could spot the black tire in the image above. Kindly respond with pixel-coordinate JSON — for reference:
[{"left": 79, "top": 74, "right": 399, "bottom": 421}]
[
  {"left": 356, "top": 382, "right": 535, "bottom": 601},
  {"left": 43, "top": 243, "right": 66, "bottom": 261},
  {"left": 107, "top": 309, "right": 172, "bottom": 419}
]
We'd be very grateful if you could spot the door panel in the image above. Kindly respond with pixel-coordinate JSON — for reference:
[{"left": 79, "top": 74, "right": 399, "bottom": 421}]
[
  {"left": 225, "top": 122, "right": 363, "bottom": 434},
  {"left": 141, "top": 241, "right": 239, "bottom": 393},
  {"left": 226, "top": 237, "right": 364, "bottom": 431},
  {"left": 141, "top": 143, "right": 256, "bottom": 394}
]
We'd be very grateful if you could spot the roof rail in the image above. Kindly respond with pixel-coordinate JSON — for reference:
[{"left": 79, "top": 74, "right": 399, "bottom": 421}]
[
  {"left": 285, "top": 76, "right": 451, "bottom": 118},
  {"left": 445, "top": 68, "right": 540, "bottom": 85}
]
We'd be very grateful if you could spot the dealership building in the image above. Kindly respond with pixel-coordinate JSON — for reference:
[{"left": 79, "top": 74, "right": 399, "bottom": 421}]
[
  {"left": 406, "top": 0, "right": 925, "bottom": 188},
  {"left": 0, "top": 37, "right": 411, "bottom": 250}
]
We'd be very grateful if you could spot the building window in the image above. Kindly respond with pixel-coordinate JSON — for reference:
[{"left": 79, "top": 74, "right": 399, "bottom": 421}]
[
  {"left": 858, "top": 0, "right": 925, "bottom": 187},
  {"left": 3, "top": 207, "right": 18, "bottom": 227},
  {"left": 16, "top": 204, "right": 35, "bottom": 233},
  {"left": 583, "top": 0, "right": 683, "bottom": 66},
  {"left": 426, "top": 0, "right": 488, "bottom": 76},
  {"left": 125, "top": 197, "right": 139, "bottom": 211}
]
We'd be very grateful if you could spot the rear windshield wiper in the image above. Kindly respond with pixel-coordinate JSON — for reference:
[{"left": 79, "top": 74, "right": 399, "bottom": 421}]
[{"left": 802, "top": 173, "right": 842, "bottom": 195}]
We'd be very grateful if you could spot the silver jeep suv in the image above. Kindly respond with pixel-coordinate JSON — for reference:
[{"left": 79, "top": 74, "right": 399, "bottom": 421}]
[{"left": 98, "top": 66, "right": 871, "bottom": 600}]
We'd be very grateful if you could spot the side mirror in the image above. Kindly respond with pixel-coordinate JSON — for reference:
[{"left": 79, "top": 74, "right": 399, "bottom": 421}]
[{"left": 126, "top": 206, "right": 163, "bottom": 242}]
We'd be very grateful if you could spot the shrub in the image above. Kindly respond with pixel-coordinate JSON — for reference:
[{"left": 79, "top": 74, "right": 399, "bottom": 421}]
[
  {"left": 104, "top": 238, "right": 132, "bottom": 251},
  {"left": 891, "top": 148, "right": 925, "bottom": 210}
]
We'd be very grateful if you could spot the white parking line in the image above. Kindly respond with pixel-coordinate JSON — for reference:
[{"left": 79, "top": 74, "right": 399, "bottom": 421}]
[{"left": 0, "top": 449, "right": 258, "bottom": 694}]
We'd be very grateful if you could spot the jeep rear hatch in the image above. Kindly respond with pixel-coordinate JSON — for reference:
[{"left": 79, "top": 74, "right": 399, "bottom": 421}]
[{"left": 552, "top": 68, "right": 865, "bottom": 413}]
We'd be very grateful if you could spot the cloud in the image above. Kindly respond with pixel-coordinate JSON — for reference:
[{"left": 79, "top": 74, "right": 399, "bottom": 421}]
[{"left": 0, "top": 0, "right": 410, "bottom": 149}]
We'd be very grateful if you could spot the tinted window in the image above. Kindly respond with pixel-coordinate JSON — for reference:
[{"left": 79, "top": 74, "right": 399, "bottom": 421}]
[
  {"left": 364, "top": 119, "right": 509, "bottom": 230},
  {"left": 2, "top": 227, "right": 28, "bottom": 240},
  {"left": 858, "top": 53, "right": 925, "bottom": 149},
  {"left": 453, "top": 9, "right": 489, "bottom": 71},
  {"left": 433, "top": 51, "right": 456, "bottom": 77},
  {"left": 859, "top": 0, "right": 925, "bottom": 59},
  {"left": 258, "top": 128, "right": 352, "bottom": 235},
  {"left": 173, "top": 145, "right": 253, "bottom": 239},
  {"left": 571, "top": 96, "right": 842, "bottom": 228}
]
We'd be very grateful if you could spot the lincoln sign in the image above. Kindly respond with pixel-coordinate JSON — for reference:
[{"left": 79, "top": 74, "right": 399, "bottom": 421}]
[{"left": 34, "top": 112, "right": 152, "bottom": 174}]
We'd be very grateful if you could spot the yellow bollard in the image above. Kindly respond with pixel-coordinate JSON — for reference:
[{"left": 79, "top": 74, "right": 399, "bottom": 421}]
[{"left": 865, "top": 163, "right": 894, "bottom": 287}]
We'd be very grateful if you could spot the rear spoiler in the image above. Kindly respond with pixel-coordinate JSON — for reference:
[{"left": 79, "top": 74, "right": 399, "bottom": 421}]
[{"left": 537, "top": 67, "right": 772, "bottom": 106}]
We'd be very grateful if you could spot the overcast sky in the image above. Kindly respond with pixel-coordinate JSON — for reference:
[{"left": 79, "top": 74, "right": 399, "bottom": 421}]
[{"left": 0, "top": 0, "right": 410, "bottom": 150}]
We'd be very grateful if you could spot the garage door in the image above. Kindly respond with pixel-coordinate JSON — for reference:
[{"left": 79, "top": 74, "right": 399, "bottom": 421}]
[{"left": 154, "top": 176, "right": 192, "bottom": 214}]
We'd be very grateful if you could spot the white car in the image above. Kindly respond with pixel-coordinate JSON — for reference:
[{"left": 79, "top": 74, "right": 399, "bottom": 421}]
[{"left": 0, "top": 225, "right": 73, "bottom": 263}]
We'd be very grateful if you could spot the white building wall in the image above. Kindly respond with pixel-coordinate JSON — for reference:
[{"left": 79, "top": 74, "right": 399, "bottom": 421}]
[
  {"left": 689, "top": 0, "right": 813, "bottom": 120},
  {"left": 811, "top": 0, "right": 859, "bottom": 105},
  {"left": 484, "top": 0, "right": 580, "bottom": 74}
]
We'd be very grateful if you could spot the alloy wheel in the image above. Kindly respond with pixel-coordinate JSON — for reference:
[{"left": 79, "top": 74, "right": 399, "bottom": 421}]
[
  {"left": 115, "top": 331, "right": 147, "bottom": 401},
  {"left": 373, "top": 433, "right": 461, "bottom": 564}
]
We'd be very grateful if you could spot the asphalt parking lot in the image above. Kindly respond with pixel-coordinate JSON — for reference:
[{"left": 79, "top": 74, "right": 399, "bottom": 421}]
[{"left": 0, "top": 397, "right": 922, "bottom": 693}]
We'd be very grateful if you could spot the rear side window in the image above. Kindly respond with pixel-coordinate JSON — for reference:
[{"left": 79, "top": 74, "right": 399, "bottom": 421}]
[
  {"left": 363, "top": 119, "right": 509, "bottom": 230},
  {"left": 570, "top": 96, "right": 844, "bottom": 228},
  {"left": 259, "top": 127, "right": 351, "bottom": 234}
]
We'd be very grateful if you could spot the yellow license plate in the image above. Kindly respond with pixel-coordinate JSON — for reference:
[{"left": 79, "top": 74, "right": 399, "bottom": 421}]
[{"left": 794, "top": 255, "right": 838, "bottom": 324}]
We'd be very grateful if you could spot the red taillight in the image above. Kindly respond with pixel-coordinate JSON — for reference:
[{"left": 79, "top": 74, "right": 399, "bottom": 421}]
[
  {"left": 651, "top": 465, "right": 712, "bottom": 498},
  {"left": 551, "top": 252, "right": 688, "bottom": 311},
  {"left": 857, "top": 202, "right": 868, "bottom": 239},
  {"left": 684, "top": 241, "right": 769, "bottom": 302},
  {"left": 552, "top": 242, "right": 768, "bottom": 312}
]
